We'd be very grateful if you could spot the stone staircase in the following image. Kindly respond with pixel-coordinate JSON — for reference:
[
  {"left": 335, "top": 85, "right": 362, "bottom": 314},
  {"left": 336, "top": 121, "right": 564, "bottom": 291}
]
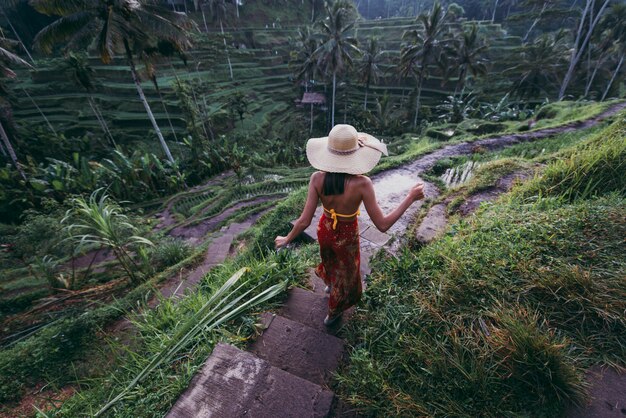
[{"left": 166, "top": 270, "right": 349, "bottom": 417}]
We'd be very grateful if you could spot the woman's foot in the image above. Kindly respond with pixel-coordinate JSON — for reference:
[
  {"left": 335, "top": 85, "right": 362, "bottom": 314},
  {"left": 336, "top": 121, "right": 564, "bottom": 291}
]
[{"left": 323, "top": 313, "right": 341, "bottom": 326}]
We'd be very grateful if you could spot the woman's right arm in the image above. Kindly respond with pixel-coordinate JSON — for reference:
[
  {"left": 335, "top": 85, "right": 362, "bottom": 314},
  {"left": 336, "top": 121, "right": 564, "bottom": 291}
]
[{"left": 362, "top": 177, "right": 424, "bottom": 232}]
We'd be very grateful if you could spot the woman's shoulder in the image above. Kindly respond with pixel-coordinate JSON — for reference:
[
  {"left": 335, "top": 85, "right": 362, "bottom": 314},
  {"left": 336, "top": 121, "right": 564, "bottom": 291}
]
[{"left": 353, "top": 174, "right": 372, "bottom": 185}]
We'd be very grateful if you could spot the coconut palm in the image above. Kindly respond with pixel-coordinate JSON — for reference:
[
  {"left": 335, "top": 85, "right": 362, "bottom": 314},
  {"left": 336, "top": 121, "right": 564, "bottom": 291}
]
[
  {"left": 31, "top": 0, "right": 194, "bottom": 165},
  {"left": 400, "top": 1, "right": 448, "bottom": 128},
  {"left": 314, "top": 0, "right": 360, "bottom": 127},
  {"left": 63, "top": 53, "right": 116, "bottom": 147},
  {"left": 450, "top": 23, "right": 489, "bottom": 97},
  {"left": 292, "top": 26, "right": 320, "bottom": 132},
  {"left": 358, "top": 38, "right": 384, "bottom": 110},
  {"left": 505, "top": 31, "right": 567, "bottom": 99},
  {"left": 206, "top": 0, "right": 234, "bottom": 80},
  {"left": 0, "top": 0, "right": 35, "bottom": 64},
  {"left": 0, "top": 37, "right": 31, "bottom": 180},
  {"left": 293, "top": 25, "right": 319, "bottom": 91}
]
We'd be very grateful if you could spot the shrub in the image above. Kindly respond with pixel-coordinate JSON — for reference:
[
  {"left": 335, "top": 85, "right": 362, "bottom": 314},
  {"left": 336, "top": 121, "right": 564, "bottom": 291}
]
[
  {"left": 466, "top": 121, "right": 507, "bottom": 134},
  {"left": 150, "top": 238, "right": 193, "bottom": 270},
  {"left": 425, "top": 127, "right": 456, "bottom": 140},
  {"left": 11, "top": 209, "right": 69, "bottom": 261},
  {"left": 535, "top": 105, "right": 558, "bottom": 120}
]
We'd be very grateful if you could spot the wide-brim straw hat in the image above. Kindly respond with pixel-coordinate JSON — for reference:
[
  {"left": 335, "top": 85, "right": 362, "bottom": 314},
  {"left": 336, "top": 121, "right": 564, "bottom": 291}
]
[{"left": 306, "top": 124, "right": 388, "bottom": 175}]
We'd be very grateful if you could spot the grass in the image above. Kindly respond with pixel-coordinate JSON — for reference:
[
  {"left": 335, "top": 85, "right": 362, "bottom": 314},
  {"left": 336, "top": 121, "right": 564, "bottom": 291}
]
[
  {"left": 0, "top": 243, "right": 207, "bottom": 405},
  {"left": 512, "top": 116, "right": 626, "bottom": 202},
  {"left": 336, "top": 195, "right": 625, "bottom": 417},
  {"left": 334, "top": 114, "right": 626, "bottom": 417},
  {"left": 42, "top": 222, "right": 315, "bottom": 417}
]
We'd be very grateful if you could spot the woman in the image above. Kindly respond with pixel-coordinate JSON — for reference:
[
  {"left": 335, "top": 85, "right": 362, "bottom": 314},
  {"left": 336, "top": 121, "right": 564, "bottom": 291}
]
[{"left": 275, "top": 124, "right": 424, "bottom": 326}]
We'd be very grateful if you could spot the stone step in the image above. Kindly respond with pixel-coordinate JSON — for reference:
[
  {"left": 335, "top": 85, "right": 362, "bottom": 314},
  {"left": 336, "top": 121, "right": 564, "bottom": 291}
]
[
  {"left": 226, "top": 220, "right": 253, "bottom": 235},
  {"left": 282, "top": 287, "right": 332, "bottom": 333},
  {"left": 415, "top": 203, "right": 448, "bottom": 244},
  {"left": 250, "top": 313, "right": 345, "bottom": 385},
  {"left": 282, "top": 286, "right": 353, "bottom": 335},
  {"left": 166, "top": 343, "right": 334, "bottom": 418},
  {"left": 205, "top": 233, "right": 234, "bottom": 266}
]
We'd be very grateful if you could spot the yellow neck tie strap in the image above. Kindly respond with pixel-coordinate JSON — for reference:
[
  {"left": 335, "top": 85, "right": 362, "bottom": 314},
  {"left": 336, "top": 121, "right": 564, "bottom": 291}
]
[{"left": 326, "top": 207, "right": 360, "bottom": 230}]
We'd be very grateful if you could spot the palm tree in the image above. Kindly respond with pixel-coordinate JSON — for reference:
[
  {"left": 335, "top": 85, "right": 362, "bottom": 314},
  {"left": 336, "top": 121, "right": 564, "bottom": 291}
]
[
  {"left": 314, "top": 0, "right": 360, "bottom": 127},
  {"left": 292, "top": 26, "right": 319, "bottom": 132},
  {"left": 400, "top": 1, "right": 448, "bottom": 128},
  {"left": 293, "top": 26, "right": 319, "bottom": 92},
  {"left": 358, "top": 38, "right": 384, "bottom": 110},
  {"left": 63, "top": 53, "right": 116, "bottom": 147},
  {"left": 0, "top": 0, "right": 35, "bottom": 64},
  {"left": 505, "top": 31, "right": 567, "bottom": 99},
  {"left": 206, "top": 0, "right": 234, "bottom": 80},
  {"left": 32, "top": 0, "right": 194, "bottom": 165},
  {"left": 451, "top": 23, "right": 488, "bottom": 97},
  {"left": 0, "top": 37, "right": 31, "bottom": 180}
]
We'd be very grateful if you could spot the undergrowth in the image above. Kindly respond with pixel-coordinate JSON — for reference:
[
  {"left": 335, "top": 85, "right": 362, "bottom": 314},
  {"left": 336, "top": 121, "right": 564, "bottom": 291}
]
[{"left": 47, "top": 241, "right": 315, "bottom": 417}]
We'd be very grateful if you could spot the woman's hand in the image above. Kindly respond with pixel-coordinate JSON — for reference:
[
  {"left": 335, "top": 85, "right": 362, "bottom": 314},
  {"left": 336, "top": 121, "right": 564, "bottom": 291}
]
[
  {"left": 408, "top": 183, "right": 425, "bottom": 201},
  {"left": 275, "top": 235, "right": 289, "bottom": 249}
]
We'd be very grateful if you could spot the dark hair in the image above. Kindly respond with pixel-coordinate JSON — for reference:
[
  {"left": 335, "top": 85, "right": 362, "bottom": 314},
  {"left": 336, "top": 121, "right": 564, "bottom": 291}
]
[{"left": 322, "top": 172, "right": 348, "bottom": 195}]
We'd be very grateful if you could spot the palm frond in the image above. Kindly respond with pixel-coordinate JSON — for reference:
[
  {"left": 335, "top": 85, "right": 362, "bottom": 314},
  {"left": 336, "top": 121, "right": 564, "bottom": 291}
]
[
  {"left": 0, "top": 45, "right": 33, "bottom": 73},
  {"left": 33, "top": 12, "right": 93, "bottom": 54},
  {"left": 30, "top": 0, "right": 95, "bottom": 16}
]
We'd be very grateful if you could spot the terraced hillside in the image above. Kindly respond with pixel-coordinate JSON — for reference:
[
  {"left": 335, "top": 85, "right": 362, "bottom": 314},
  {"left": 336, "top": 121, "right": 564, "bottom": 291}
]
[{"left": 9, "top": 16, "right": 524, "bottom": 150}]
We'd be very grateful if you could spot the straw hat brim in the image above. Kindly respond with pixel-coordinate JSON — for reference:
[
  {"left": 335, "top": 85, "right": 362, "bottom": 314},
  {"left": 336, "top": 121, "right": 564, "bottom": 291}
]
[{"left": 306, "top": 133, "right": 384, "bottom": 175}]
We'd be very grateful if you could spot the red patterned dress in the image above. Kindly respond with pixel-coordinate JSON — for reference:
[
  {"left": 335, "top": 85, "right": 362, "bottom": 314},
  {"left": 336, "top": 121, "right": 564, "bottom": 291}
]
[{"left": 315, "top": 212, "right": 362, "bottom": 317}]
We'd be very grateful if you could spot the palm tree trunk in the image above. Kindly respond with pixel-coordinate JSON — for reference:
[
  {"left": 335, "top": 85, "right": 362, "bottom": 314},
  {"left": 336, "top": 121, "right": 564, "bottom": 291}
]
[
  {"left": 0, "top": 138, "right": 6, "bottom": 157},
  {"left": 454, "top": 66, "right": 466, "bottom": 98},
  {"left": 0, "top": 7, "right": 35, "bottom": 65},
  {"left": 522, "top": 3, "right": 546, "bottom": 43},
  {"left": 22, "top": 88, "right": 56, "bottom": 135},
  {"left": 124, "top": 40, "right": 175, "bottom": 164},
  {"left": 491, "top": 0, "right": 500, "bottom": 22},
  {"left": 158, "top": 89, "right": 179, "bottom": 142},
  {"left": 413, "top": 74, "right": 423, "bottom": 128},
  {"left": 559, "top": 0, "right": 610, "bottom": 100},
  {"left": 584, "top": 55, "right": 605, "bottom": 97},
  {"left": 88, "top": 97, "right": 116, "bottom": 147},
  {"left": 221, "top": 20, "right": 234, "bottom": 80},
  {"left": 0, "top": 120, "right": 26, "bottom": 180},
  {"left": 332, "top": 70, "right": 336, "bottom": 127},
  {"left": 310, "top": 103, "right": 314, "bottom": 133},
  {"left": 201, "top": 5, "right": 209, "bottom": 32},
  {"left": 601, "top": 54, "right": 624, "bottom": 101},
  {"left": 363, "top": 86, "right": 368, "bottom": 110}
]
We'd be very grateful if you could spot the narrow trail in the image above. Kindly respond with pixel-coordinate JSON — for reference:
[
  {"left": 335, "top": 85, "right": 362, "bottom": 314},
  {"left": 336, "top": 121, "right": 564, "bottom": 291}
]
[
  {"left": 368, "top": 101, "right": 626, "bottom": 248},
  {"left": 166, "top": 102, "right": 626, "bottom": 418}
]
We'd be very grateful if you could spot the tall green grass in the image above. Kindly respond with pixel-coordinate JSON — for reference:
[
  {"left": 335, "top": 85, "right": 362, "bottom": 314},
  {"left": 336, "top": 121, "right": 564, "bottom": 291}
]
[
  {"left": 336, "top": 196, "right": 625, "bottom": 417},
  {"left": 513, "top": 116, "right": 625, "bottom": 201},
  {"left": 335, "top": 115, "right": 626, "bottom": 416},
  {"left": 46, "top": 247, "right": 312, "bottom": 417}
]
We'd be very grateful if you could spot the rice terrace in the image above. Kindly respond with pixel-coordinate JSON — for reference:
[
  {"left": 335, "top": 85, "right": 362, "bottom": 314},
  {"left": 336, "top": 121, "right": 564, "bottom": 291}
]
[{"left": 0, "top": 0, "right": 624, "bottom": 416}]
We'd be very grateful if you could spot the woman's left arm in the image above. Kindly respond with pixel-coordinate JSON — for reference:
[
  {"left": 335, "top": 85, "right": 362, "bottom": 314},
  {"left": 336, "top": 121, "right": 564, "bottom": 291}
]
[{"left": 275, "top": 172, "right": 320, "bottom": 248}]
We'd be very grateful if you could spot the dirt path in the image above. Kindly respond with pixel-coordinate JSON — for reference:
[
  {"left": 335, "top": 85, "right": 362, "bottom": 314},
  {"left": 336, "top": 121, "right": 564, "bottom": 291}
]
[{"left": 366, "top": 101, "right": 626, "bottom": 249}]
